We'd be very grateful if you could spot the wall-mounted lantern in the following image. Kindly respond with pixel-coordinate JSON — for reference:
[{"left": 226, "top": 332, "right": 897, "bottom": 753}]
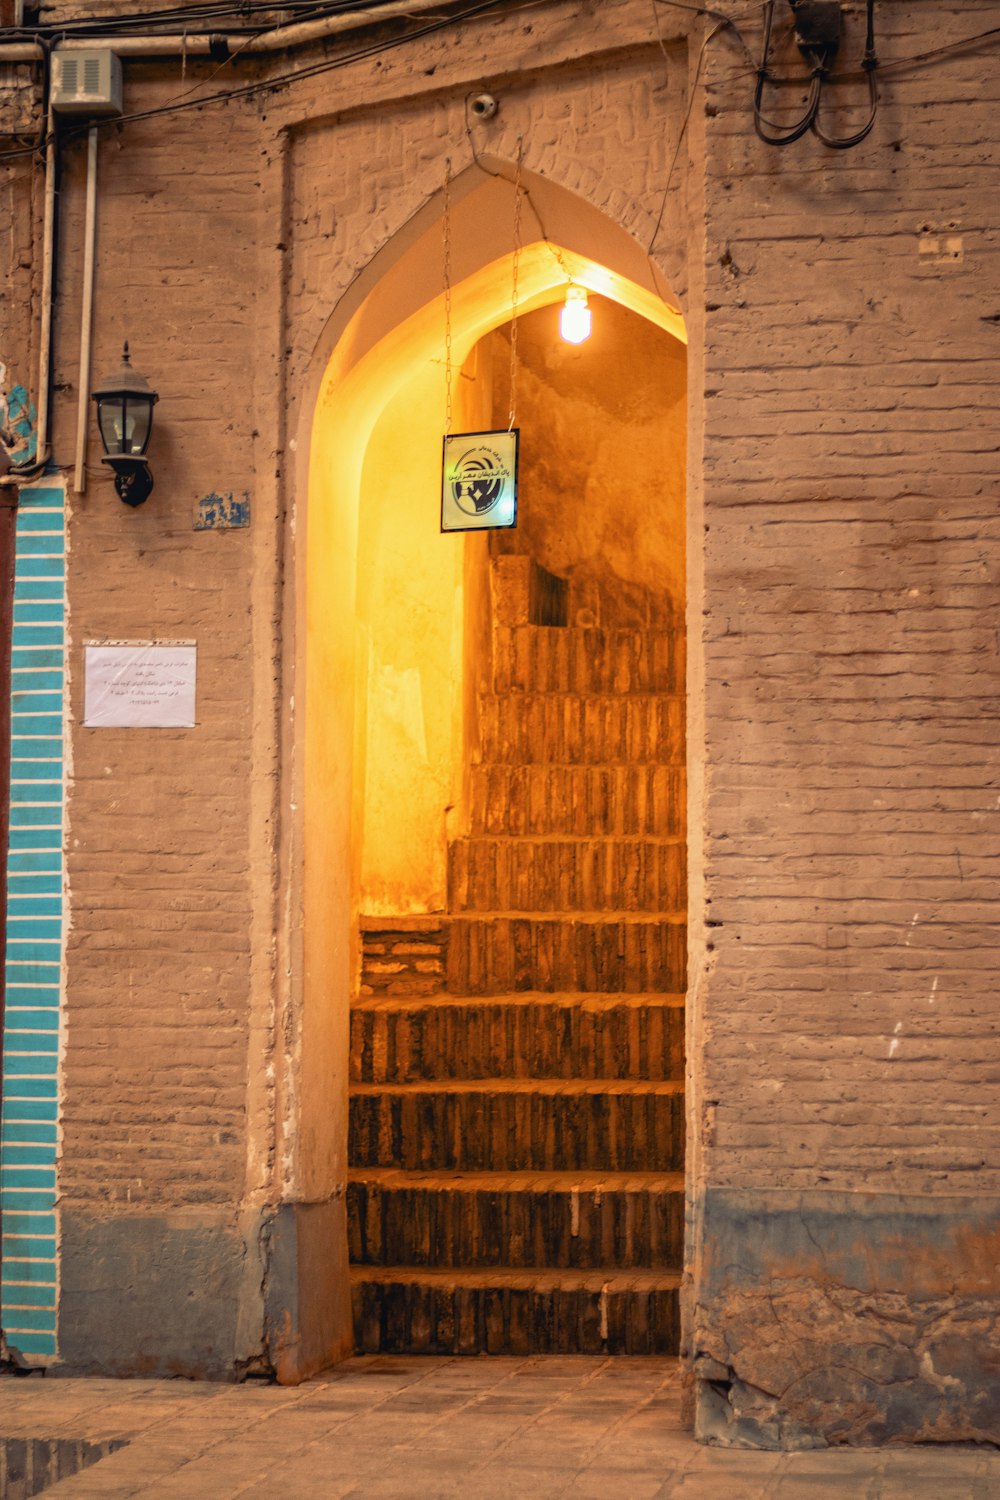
[{"left": 92, "top": 343, "right": 158, "bottom": 506}]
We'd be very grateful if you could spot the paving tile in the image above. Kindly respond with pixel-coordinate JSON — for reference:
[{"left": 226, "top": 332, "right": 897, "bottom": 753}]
[
  {"left": 443, "top": 1468, "right": 573, "bottom": 1500},
  {"left": 659, "top": 1472, "right": 781, "bottom": 1499},
  {"left": 572, "top": 1466, "right": 674, "bottom": 1498},
  {"left": 3, "top": 1358, "right": 996, "bottom": 1499}
]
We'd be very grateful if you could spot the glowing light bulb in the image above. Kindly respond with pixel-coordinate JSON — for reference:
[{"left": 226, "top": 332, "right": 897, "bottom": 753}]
[{"left": 560, "top": 285, "right": 592, "bottom": 344}]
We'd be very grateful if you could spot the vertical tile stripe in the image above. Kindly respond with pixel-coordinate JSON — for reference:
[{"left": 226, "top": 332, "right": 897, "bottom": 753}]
[{"left": 1, "top": 482, "right": 64, "bottom": 1362}]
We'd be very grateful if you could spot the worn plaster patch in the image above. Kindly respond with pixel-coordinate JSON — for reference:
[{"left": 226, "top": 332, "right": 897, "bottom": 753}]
[{"left": 694, "top": 1189, "right": 1000, "bottom": 1447}]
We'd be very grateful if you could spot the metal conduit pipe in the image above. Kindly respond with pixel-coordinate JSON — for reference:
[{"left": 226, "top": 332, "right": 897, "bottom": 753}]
[
  {"left": 34, "top": 101, "right": 56, "bottom": 469},
  {"left": 73, "top": 126, "right": 98, "bottom": 494},
  {"left": 0, "top": 0, "right": 474, "bottom": 61}
]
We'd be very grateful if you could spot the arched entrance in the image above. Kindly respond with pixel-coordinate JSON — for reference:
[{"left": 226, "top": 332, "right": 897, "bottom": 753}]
[{"left": 279, "top": 162, "right": 687, "bottom": 1377}]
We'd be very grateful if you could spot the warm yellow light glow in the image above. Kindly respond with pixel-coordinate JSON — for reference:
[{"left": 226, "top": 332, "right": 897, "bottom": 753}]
[{"left": 560, "top": 285, "right": 592, "bottom": 344}]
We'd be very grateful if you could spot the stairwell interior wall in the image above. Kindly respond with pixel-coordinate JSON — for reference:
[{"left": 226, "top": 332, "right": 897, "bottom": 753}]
[{"left": 489, "top": 299, "right": 687, "bottom": 613}]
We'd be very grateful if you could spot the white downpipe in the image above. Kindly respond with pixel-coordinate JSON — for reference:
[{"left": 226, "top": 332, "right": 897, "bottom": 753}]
[
  {"left": 34, "top": 103, "right": 56, "bottom": 469},
  {"left": 73, "top": 127, "right": 98, "bottom": 495},
  {"left": 0, "top": 0, "right": 465, "bottom": 61}
]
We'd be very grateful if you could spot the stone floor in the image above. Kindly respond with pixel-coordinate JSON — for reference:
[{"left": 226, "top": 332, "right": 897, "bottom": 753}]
[{"left": 2, "top": 1356, "right": 999, "bottom": 1499}]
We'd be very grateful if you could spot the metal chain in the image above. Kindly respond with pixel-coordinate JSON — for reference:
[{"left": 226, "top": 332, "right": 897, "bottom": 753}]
[
  {"left": 508, "top": 138, "right": 523, "bottom": 433},
  {"left": 443, "top": 157, "right": 453, "bottom": 436}
]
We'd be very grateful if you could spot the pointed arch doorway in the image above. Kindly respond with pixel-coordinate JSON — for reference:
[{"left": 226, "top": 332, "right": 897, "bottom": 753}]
[{"left": 279, "top": 162, "right": 688, "bottom": 1377}]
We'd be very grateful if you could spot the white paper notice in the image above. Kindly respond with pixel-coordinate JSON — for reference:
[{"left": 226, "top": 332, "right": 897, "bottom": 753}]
[{"left": 84, "top": 641, "right": 197, "bottom": 728}]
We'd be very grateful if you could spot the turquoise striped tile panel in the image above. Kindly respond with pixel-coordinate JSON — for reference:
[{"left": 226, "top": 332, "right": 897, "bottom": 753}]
[{"left": 1, "top": 481, "right": 64, "bottom": 1362}]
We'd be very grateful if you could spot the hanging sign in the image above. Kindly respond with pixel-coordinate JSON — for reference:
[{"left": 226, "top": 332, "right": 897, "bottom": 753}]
[{"left": 441, "top": 429, "right": 519, "bottom": 532}]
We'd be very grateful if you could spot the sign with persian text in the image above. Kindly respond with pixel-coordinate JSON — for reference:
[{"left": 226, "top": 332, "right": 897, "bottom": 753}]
[
  {"left": 83, "top": 641, "right": 197, "bottom": 728},
  {"left": 441, "top": 429, "right": 519, "bottom": 532}
]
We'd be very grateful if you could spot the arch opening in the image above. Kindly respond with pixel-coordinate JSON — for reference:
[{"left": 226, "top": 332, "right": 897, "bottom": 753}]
[{"left": 288, "top": 163, "right": 687, "bottom": 1374}]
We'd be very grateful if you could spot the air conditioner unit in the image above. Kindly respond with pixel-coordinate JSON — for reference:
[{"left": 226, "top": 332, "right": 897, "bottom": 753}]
[{"left": 51, "top": 51, "right": 123, "bottom": 117}]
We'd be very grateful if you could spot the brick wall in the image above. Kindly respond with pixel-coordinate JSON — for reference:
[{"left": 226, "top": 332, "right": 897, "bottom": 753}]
[
  {"left": 1, "top": 0, "right": 997, "bottom": 1435},
  {"left": 689, "top": 0, "right": 1000, "bottom": 1444}
]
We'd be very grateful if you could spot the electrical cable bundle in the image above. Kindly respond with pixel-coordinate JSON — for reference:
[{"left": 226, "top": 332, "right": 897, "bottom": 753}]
[{"left": 754, "top": 0, "right": 878, "bottom": 150}]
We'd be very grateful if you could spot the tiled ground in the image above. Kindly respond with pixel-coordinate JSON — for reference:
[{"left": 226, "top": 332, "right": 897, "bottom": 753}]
[{"left": 2, "top": 1356, "right": 999, "bottom": 1499}]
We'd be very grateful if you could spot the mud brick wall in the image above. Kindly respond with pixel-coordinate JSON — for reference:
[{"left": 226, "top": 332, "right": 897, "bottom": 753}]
[
  {"left": 687, "top": 0, "right": 1000, "bottom": 1447},
  {"left": 0, "top": 0, "right": 997, "bottom": 1433}
]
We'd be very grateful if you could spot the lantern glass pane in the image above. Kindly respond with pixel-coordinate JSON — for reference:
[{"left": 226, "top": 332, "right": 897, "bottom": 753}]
[
  {"left": 97, "top": 397, "right": 125, "bottom": 455},
  {"left": 123, "top": 396, "right": 152, "bottom": 455}
]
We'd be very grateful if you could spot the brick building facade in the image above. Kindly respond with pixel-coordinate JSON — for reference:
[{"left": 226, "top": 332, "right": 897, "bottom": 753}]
[{"left": 1, "top": 0, "right": 998, "bottom": 1449}]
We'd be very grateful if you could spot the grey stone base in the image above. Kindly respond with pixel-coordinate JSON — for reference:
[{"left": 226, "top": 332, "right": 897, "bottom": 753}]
[
  {"left": 264, "top": 1195, "right": 354, "bottom": 1382},
  {"left": 692, "top": 1188, "right": 1000, "bottom": 1448},
  {"left": 56, "top": 1199, "right": 352, "bottom": 1382}
]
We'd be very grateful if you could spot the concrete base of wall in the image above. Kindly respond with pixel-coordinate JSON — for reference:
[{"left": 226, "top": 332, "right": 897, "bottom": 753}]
[
  {"left": 57, "top": 1206, "right": 269, "bottom": 1380},
  {"left": 56, "top": 1198, "right": 352, "bottom": 1382},
  {"left": 264, "top": 1195, "right": 354, "bottom": 1384},
  {"left": 691, "top": 1189, "right": 1000, "bottom": 1448}
]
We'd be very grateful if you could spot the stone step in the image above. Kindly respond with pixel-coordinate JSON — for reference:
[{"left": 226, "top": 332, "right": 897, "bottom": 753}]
[
  {"left": 493, "top": 626, "right": 684, "bottom": 696},
  {"left": 476, "top": 692, "right": 685, "bottom": 765},
  {"left": 351, "top": 1265, "right": 681, "bottom": 1354},
  {"left": 348, "top": 1169, "right": 684, "bottom": 1270},
  {"left": 448, "top": 836, "right": 686, "bottom": 913},
  {"left": 468, "top": 765, "right": 685, "bottom": 837},
  {"left": 348, "top": 1079, "right": 685, "bottom": 1172},
  {"left": 349, "top": 991, "right": 685, "bottom": 1084},
  {"left": 447, "top": 914, "right": 687, "bottom": 995}
]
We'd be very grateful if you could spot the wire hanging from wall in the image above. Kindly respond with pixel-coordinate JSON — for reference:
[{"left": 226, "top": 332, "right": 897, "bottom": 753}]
[
  {"left": 443, "top": 156, "right": 454, "bottom": 438},
  {"left": 507, "top": 136, "right": 523, "bottom": 433},
  {"left": 754, "top": 0, "right": 878, "bottom": 149},
  {"left": 439, "top": 149, "right": 519, "bottom": 535}
]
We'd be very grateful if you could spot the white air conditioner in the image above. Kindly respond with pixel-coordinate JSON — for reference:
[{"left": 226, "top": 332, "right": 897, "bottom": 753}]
[{"left": 51, "top": 51, "right": 123, "bottom": 117}]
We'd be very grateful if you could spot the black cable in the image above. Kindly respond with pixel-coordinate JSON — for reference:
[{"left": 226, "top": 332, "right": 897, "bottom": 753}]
[
  {"left": 753, "top": 0, "right": 822, "bottom": 146},
  {"left": 0, "top": 0, "right": 524, "bottom": 163},
  {"left": 5, "top": 0, "right": 399, "bottom": 36},
  {"left": 754, "top": 0, "right": 878, "bottom": 150},
  {"left": 651, "top": 0, "right": 758, "bottom": 72},
  {"left": 878, "top": 24, "right": 1000, "bottom": 76},
  {"left": 811, "top": 0, "right": 877, "bottom": 149}
]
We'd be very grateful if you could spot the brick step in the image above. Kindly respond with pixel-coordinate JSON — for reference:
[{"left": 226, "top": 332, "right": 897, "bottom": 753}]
[
  {"left": 447, "top": 914, "right": 686, "bottom": 995},
  {"left": 351, "top": 1265, "right": 681, "bottom": 1354},
  {"left": 490, "top": 554, "right": 568, "bottom": 627},
  {"left": 448, "top": 836, "right": 686, "bottom": 913},
  {"left": 359, "top": 920, "right": 447, "bottom": 998},
  {"left": 349, "top": 991, "right": 685, "bottom": 1084},
  {"left": 493, "top": 626, "right": 683, "bottom": 695},
  {"left": 348, "top": 1079, "right": 685, "bottom": 1172},
  {"left": 476, "top": 692, "right": 685, "bottom": 766},
  {"left": 468, "top": 765, "right": 685, "bottom": 836},
  {"left": 348, "top": 1169, "right": 684, "bottom": 1269}
]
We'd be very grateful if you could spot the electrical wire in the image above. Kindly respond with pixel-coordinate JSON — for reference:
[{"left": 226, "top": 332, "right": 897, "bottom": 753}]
[
  {"left": 648, "top": 17, "right": 726, "bottom": 254},
  {"left": 811, "top": 0, "right": 877, "bottom": 149},
  {"left": 754, "top": 0, "right": 877, "bottom": 150},
  {"left": 0, "top": 0, "right": 528, "bottom": 162},
  {"left": 753, "top": 0, "right": 824, "bottom": 145},
  {"left": 5, "top": 0, "right": 410, "bottom": 37},
  {"left": 652, "top": 0, "right": 759, "bottom": 71}
]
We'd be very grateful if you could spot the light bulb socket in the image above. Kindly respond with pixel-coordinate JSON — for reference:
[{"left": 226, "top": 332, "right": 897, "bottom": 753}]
[{"left": 560, "top": 286, "right": 592, "bottom": 344}]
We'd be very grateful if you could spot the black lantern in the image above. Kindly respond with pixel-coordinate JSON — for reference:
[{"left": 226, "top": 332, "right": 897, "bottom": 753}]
[{"left": 92, "top": 343, "right": 159, "bottom": 506}]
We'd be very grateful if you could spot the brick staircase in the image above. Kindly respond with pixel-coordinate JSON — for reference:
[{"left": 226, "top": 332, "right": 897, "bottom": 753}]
[{"left": 349, "top": 557, "right": 686, "bottom": 1354}]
